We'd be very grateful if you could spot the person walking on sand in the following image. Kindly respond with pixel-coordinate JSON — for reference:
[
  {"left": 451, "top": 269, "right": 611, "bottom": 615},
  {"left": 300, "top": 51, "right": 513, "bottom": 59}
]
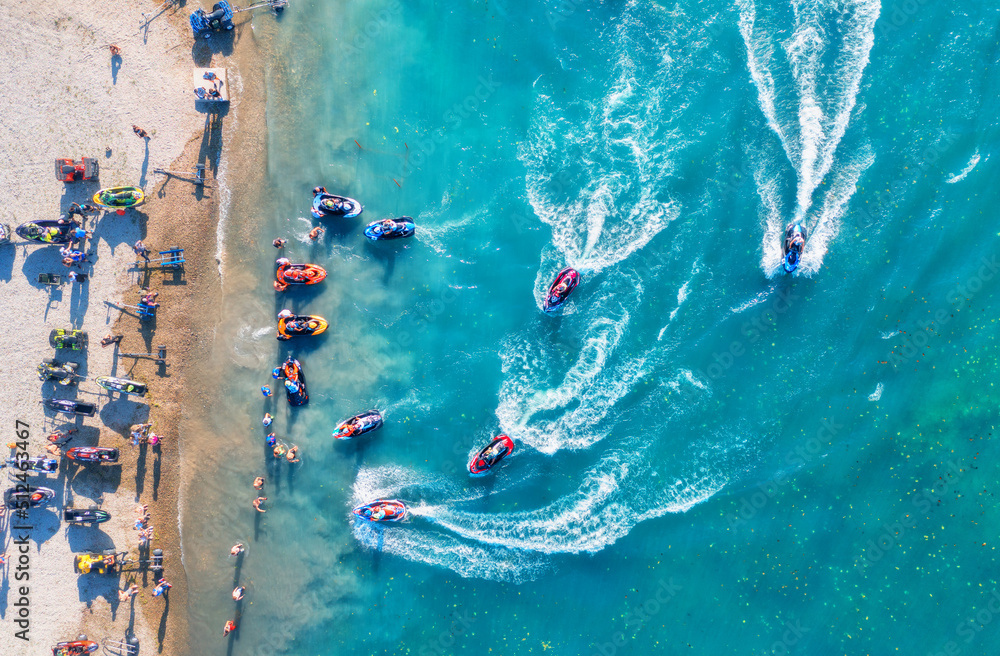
[
  {"left": 133, "top": 125, "right": 149, "bottom": 139},
  {"left": 253, "top": 496, "right": 267, "bottom": 513},
  {"left": 152, "top": 578, "right": 171, "bottom": 597},
  {"left": 109, "top": 44, "right": 122, "bottom": 57},
  {"left": 134, "top": 240, "right": 151, "bottom": 263}
]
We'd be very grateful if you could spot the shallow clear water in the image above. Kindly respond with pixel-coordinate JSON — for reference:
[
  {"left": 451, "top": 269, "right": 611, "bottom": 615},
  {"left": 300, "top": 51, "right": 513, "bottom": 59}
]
[{"left": 182, "top": 1, "right": 1000, "bottom": 654}]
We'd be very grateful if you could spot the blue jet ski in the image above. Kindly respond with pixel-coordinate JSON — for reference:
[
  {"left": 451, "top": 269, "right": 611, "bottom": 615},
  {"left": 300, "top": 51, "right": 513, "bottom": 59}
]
[
  {"left": 311, "top": 187, "right": 363, "bottom": 219},
  {"left": 783, "top": 223, "right": 807, "bottom": 273},
  {"left": 364, "top": 217, "right": 415, "bottom": 241},
  {"left": 190, "top": 2, "right": 235, "bottom": 38}
]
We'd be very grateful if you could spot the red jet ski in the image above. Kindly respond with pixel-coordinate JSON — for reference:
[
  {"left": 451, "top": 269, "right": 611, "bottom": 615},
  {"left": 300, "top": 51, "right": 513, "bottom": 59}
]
[
  {"left": 52, "top": 640, "right": 99, "bottom": 655},
  {"left": 469, "top": 434, "right": 515, "bottom": 476},
  {"left": 66, "top": 447, "right": 119, "bottom": 463},
  {"left": 332, "top": 410, "right": 383, "bottom": 440},
  {"left": 543, "top": 267, "right": 580, "bottom": 312},
  {"left": 353, "top": 499, "right": 407, "bottom": 522},
  {"left": 274, "top": 257, "right": 327, "bottom": 292}
]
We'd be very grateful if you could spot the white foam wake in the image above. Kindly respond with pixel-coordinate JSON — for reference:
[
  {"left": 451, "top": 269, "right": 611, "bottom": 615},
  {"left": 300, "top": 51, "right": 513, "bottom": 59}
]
[{"left": 739, "top": 0, "right": 880, "bottom": 275}]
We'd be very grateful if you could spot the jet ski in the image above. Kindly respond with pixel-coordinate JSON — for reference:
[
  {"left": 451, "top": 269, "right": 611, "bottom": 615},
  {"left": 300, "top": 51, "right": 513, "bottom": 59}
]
[
  {"left": 468, "top": 434, "right": 515, "bottom": 476},
  {"left": 16, "top": 219, "right": 78, "bottom": 244},
  {"left": 96, "top": 376, "right": 147, "bottom": 397},
  {"left": 42, "top": 398, "right": 97, "bottom": 417},
  {"left": 38, "top": 358, "right": 80, "bottom": 385},
  {"left": 332, "top": 410, "right": 383, "bottom": 440},
  {"left": 274, "top": 258, "right": 327, "bottom": 292},
  {"left": 364, "top": 217, "right": 415, "bottom": 241},
  {"left": 782, "top": 223, "right": 807, "bottom": 273},
  {"left": 352, "top": 499, "right": 407, "bottom": 522},
  {"left": 4, "top": 486, "right": 56, "bottom": 509},
  {"left": 276, "top": 309, "right": 329, "bottom": 341},
  {"left": 0, "top": 222, "right": 10, "bottom": 245},
  {"left": 52, "top": 640, "right": 99, "bottom": 655},
  {"left": 311, "top": 187, "right": 364, "bottom": 219},
  {"left": 63, "top": 508, "right": 112, "bottom": 525},
  {"left": 274, "top": 357, "right": 309, "bottom": 406},
  {"left": 5, "top": 455, "right": 58, "bottom": 473},
  {"left": 190, "top": 1, "right": 235, "bottom": 39},
  {"left": 93, "top": 186, "right": 144, "bottom": 211},
  {"left": 49, "top": 328, "right": 88, "bottom": 350},
  {"left": 66, "top": 447, "right": 119, "bottom": 464},
  {"left": 543, "top": 267, "right": 580, "bottom": 312}
]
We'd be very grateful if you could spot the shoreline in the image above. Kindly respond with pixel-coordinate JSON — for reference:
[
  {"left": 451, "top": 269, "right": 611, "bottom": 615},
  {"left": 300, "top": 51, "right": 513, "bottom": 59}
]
[{"left": 0, "top": 1, "right": 241, "bottom": 654}]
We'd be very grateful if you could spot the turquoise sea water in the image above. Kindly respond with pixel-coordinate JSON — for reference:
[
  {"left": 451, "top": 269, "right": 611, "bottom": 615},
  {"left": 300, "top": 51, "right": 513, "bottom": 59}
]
[{"left": 181, "top": 1, "right": 1000, "bottom": 654}]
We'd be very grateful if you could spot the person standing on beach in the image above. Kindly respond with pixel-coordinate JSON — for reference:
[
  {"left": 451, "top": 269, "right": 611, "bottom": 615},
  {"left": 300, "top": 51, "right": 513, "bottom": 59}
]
[
  {"left": 109, "top": 44, "right": 122, "bottom": 57},
  {"left": 133, "top": 125, "right": 149, "bottom": 139},
  {"left": 134, "top": 240, "right": 151, "bottom": 263},
  {"left": 152, "top": 578, "right": 171, "bottom": 597},
  {"left": 253, "top": 497, "right": 267, "bottom": 512}
]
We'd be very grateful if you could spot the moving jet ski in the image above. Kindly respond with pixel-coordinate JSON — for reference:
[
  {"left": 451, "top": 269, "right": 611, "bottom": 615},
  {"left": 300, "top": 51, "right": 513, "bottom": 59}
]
[
  {"left": 276, "top": 309, "right": 328, "bottom": 341},
  {"left": 49, "top": 328, "right": 88, "bottom": 350},
  {"left": 66, "top": 447, "right": 119, "bottom": 463},
  {"left": 332, "top": 410, "right": 383, "bottom": 440},
  {"left": 311, "top": 187, "right": 363, "bottom": 219},
  {"left": 63, "top": 508, "right": 112, "bottom": 525},
  {"left": 16, "top": 219, "right": 79, "bottom": 244},
  {"left": 51, "top": 640, "right": 99, "bottom": 655},
  {"left": 93, "top": 186, "right": 144, "bottom": 211},
  {"left": 96, "top": 376, "right": 147, "bottom": 397},
  {"left": 274, "top": 357, "right": 309, "bottom": 406},
  {"left": 190, "top": 1, "right": 235, "bottom": 39},
  {"left": 469, "top": 434, "right": 515, "bottom": 476},
  {"left": 42, "top": 398, "right": 97, "bottom": 417},
  {"left": 782, "top": 223, "right": 807, "bottom": 273},
  {"left": 5, "top": 455, "right": 58, "bottom": 473},
  {"left": 364, "top": 217, "right": 415, "bottom": 241},
  {"left": 352, "top": 499, "right": 407, "bottom": 522},
  {"left": 38, "top": 358, "right": 80, "bottom": 385},
  {"left": 4, "top": 486, "right": 56, "bottom": 509},
  {"left": 274, "top": 258, "right": 326, "bottom": 292},
  {"left": 543, "top": 267, "right": 580, "bottom": 312}
]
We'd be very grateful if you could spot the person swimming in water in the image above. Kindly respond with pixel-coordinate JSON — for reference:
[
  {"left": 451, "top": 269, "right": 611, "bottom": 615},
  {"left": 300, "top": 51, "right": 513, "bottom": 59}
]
[{"left": 230, "top": 543, "right": 244, "bottom": 556}]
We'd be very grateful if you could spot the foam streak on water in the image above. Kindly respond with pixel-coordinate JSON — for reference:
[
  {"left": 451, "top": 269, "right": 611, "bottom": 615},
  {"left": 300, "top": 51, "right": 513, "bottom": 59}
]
[{"left": 738, "top": 0, "right": 880, "bottom": 275}]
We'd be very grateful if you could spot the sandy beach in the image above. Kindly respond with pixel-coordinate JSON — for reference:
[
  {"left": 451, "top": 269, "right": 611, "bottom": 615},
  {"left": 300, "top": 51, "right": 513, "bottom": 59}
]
[{"left": 0, "top": 2, "right": 230, "bottom": 654}]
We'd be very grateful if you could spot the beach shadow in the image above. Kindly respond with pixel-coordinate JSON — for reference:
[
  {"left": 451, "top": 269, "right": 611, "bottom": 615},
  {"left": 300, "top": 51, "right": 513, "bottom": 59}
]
[
  {"left": 69, "top": 275, "right": 91, "bottom": 326},
  {"left": 0, "top": 243, "right": 13, "bottom": 282},
  {"left": 139, "top": 140, "right": 150, "bottom": 188},
  {"left": 111, "top": 54, "right": 122, "bottom": 84},
  {"left": 191, "top": 30, "right": 234, "bottom": 66},
  {"left": 67, "top": 525, "right": 115, "bottom": 552},
  {"left": 366, "top": 241, "right": 402, "bottom": 284},
  {"left": 26, "top": 507, "right": 60, "bottom": 547},
  {"left": 157, "top": 593, "right": 170, "bottom": 649},
  {"left": 151, "top": 447, "right": 162, "bottom": 501},
  {"left": 193, "top": 110, "right": 228, "bottom": 197}
]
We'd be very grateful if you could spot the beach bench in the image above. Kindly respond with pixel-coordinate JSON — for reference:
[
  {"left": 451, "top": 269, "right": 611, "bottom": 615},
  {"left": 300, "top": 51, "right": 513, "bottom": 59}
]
[
  {"left": 134, "top": 247, "right": 185, "bottom": 270},
  {"left": 38, "top": 273, "right": 61, "bottom": 286}
]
